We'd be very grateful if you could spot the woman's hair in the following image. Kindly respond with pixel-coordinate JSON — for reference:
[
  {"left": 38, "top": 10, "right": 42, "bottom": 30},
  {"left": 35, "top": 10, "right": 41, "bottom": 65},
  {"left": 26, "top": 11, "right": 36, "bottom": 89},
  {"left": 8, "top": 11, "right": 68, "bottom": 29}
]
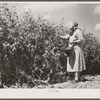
[
  {"left": 72, "top": 20, "right": 78, "bottom": 27},
  {"left": 67, "top": 20, "right": 78, "bottom": 29}
]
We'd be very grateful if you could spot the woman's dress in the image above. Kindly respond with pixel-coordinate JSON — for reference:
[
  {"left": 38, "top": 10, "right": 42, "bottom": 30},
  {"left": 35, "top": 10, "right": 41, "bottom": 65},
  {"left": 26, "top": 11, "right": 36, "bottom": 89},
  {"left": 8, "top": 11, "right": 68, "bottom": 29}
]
[{"left": 67, "top": 29, "right": 86, "bottom": 72}]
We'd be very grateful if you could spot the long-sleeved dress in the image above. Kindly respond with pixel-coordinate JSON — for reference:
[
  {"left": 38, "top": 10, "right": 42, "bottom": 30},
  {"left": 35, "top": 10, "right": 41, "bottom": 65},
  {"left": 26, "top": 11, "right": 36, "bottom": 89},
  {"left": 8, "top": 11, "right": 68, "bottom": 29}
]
[{"left": 67, "top": 29, "right": 86, "bottom": 72}]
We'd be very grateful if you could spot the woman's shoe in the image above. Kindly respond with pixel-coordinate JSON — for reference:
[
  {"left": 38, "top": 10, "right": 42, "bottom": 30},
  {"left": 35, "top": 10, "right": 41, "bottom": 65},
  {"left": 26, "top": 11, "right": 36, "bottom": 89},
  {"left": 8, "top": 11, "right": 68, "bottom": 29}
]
[
  {"left": 75, "top": 80, "right": 79, "bottom": 83},
  {"left": 71, "top": 79, "right": 79, "bottom": 83}
]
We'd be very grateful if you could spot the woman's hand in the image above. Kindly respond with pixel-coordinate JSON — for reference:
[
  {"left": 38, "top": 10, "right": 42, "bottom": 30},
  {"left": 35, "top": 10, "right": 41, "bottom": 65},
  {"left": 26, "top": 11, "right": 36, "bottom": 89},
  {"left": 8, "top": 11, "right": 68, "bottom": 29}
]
[
  {"left": 70, "top": 40, "right": 78, "bottom": 45},
  {"left": 56, "top": 34, "right": 60, "bottom": 38},
  {"left": 73, "top": 41, "right": 77, "bottom": 43},
  {"left": 73, "top": 39, "right": 83, "bottom": 44},
  {"left": 56, "top": 34, "right": 63, "bottom": 38}
]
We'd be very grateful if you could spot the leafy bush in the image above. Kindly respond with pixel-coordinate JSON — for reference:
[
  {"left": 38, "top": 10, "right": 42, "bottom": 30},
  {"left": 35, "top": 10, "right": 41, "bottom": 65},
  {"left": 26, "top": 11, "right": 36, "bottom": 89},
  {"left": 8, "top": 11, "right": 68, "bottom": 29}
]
[{"left": 83, "top": 32, "right": 100, "bottom": 74}]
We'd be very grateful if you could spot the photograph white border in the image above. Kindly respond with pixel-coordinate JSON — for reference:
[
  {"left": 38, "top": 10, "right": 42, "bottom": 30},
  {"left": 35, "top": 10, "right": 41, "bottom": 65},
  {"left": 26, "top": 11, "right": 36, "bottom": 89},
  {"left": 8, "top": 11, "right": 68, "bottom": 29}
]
[{"left": 0, "top": 1, "right": 100, "bottom": 99}]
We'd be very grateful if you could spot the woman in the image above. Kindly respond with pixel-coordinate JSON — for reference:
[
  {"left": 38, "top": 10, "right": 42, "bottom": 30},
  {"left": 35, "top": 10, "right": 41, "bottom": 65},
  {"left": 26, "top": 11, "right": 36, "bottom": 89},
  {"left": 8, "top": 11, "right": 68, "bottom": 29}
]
[{"left": 57, "top": 20, "right": 86, "bottom": 82}]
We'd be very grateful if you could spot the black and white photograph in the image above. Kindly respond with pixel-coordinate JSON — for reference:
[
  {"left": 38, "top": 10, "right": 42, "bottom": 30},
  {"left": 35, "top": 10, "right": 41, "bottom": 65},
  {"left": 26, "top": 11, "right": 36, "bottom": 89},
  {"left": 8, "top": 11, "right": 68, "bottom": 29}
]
[{"left": 0, "top": 2, "right": 100, "bottom": 91}]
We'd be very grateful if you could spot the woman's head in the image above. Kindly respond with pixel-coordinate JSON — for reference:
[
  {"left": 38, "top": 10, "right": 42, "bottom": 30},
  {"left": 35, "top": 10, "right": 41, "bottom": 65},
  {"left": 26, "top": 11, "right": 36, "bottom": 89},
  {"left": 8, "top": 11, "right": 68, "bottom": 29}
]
[
  {"left": 67, "top": 20, "right": 78, "bottom": 30},
  {"left": 67, "top": 20, "right": 78, "bottom": 35}
]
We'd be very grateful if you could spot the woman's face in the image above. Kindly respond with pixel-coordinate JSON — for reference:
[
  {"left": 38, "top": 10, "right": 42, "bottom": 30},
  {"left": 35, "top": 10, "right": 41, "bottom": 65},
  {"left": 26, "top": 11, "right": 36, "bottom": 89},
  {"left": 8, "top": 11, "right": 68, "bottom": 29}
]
[{"left": 69, "top": 26, "right": 75, "bottom": 36}]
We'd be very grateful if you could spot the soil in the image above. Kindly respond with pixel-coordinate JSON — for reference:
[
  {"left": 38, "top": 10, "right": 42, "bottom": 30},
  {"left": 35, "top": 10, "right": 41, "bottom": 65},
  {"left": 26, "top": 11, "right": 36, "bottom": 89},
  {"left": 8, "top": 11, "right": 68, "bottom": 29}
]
[{"left": 34, "top": 75, "right": 100, "bottom": 89}]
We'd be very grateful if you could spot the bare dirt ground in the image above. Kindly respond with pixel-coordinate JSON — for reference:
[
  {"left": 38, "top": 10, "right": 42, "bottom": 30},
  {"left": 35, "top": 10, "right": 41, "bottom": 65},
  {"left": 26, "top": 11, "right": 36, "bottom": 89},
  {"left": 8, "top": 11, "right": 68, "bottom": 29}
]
[{"left": 35, "top": 75, "right": 100, "bottom": 89}]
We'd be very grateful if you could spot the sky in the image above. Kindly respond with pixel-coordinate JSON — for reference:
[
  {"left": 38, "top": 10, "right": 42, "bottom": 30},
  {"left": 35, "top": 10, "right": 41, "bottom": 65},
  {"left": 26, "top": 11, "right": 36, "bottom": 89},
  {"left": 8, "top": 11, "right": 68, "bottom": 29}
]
[{"left": 9, "top": 2, "right": 100, "bottom": 40}]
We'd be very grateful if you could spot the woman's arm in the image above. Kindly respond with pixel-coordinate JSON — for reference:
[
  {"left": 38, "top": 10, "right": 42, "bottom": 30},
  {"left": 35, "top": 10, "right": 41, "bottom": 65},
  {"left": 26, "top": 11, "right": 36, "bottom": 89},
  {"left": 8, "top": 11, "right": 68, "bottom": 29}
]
[{"left": 57, "top": 34, "right": 70, "bottom": 39}]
